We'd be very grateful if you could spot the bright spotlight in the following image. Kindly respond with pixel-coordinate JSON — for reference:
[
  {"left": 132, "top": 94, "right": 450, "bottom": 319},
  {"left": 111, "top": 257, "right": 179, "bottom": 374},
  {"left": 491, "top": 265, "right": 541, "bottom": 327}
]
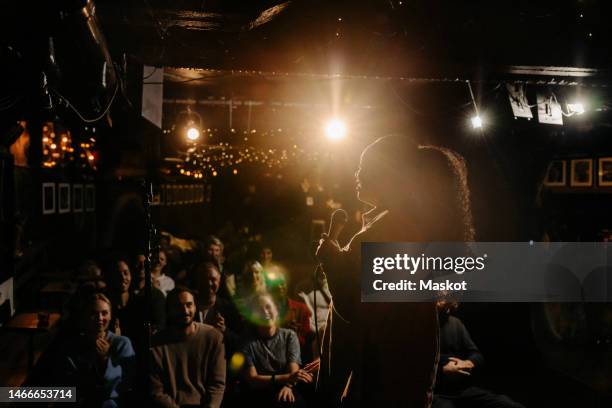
[
  {"left": 325, "top": 119, "right": 347, "bottom": 141},
  {"left": 471, "top": 115, "right": 483, "bottom": 129},
  {"left": 567, "top": 103, "right": 585, "bottom": 115},
  {"left": 186, "top": 127, "right": 200, "bottom": 141}
]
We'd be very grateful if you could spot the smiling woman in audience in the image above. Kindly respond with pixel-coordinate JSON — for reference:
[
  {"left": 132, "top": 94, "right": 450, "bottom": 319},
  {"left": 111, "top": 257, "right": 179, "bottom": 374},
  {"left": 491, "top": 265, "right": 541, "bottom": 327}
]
[
  {"left": 55, "top": 293, "right": 135, "bottom": 407},
  {"left": 241, "top": 293, "right": 313, "bottom": 407}
]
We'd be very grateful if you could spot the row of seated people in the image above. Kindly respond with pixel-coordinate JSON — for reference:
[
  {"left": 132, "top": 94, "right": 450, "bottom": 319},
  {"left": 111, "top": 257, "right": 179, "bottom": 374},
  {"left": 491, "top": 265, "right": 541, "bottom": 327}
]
[
  {"left": 32, "top": 235, "right": 523, "bottom": 407},
  {"left": 34, "top": 248, "right": 327, "bottom": 407}
]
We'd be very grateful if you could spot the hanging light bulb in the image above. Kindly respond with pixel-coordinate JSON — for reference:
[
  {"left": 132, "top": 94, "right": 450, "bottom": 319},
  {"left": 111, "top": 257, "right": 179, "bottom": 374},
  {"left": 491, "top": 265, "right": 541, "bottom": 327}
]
[{"left": 325, "top": 118, "right": 347, "bottom": 141}]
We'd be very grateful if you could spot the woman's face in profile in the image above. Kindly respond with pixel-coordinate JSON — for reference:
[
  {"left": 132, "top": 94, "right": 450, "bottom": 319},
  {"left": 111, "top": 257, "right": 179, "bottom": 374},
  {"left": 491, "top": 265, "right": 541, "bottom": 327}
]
[{"left": 355, "top": 156, "right": 377, "bottom": 207}]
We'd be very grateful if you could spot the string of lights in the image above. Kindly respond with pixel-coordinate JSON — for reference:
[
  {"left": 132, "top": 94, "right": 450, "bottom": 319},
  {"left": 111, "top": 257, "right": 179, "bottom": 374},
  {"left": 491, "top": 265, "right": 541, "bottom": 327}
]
[{"left": 165, "top": 67, "right": 608, "bottom": 87}]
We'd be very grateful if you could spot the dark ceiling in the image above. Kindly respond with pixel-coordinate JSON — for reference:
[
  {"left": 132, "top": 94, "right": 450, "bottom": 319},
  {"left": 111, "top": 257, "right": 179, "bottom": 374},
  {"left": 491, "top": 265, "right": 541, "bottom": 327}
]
[
  {"left": 95, "top": 0, "right": 610, "bottom": 76},
  {"left": 1, "top": 0, "right": 610, "bottom": 131}
]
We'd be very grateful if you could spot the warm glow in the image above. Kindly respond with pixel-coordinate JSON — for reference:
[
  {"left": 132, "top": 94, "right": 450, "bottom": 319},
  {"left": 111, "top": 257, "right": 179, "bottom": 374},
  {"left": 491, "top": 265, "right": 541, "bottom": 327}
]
[
  {"left": 233, "top": 169, "right": 238, "bottom": 175},
  {"left": 567, "top": 102, "right": 585, "bottom": 115},
  {"left": 471, "top": 116, "right": 483, "bottom": 129},
  {"left": 325, "top": 118, "right": 347, "bottom": 141},
  {"left": 186, "top": 127, "right": 200, "bottom": 141}
]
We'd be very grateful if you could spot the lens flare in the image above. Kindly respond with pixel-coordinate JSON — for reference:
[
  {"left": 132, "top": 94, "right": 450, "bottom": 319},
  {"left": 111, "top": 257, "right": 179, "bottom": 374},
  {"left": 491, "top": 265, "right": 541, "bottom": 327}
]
[
  {"left": 229, "top": 352, "right": 245, "bottom": 373},
  {"left": 325, "top": 119, "right": 347, "bottom": 141}
]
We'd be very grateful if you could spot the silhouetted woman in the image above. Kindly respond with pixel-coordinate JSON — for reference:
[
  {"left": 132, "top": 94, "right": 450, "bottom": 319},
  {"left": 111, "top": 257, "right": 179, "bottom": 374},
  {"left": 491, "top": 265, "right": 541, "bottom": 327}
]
[{"left": 317, "top": 134, "right": 474, "bottom": 407}]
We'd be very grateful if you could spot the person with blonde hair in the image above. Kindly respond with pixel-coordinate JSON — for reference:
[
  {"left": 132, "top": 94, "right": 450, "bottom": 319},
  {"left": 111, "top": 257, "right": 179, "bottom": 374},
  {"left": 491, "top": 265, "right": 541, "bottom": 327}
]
[{"left": 55, "top": 293, "right": 135, "bottom": 407}]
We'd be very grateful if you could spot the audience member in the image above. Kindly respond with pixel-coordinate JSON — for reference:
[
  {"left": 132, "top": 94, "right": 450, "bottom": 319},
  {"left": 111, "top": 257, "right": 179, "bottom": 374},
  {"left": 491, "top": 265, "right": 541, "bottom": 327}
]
[
  {"left": 151, "top": 250, "right": 175, "bottom": 296},
  {"left": 150, "top": 287, "right": 226, "bottom": 408},
  {"left": 75, "top": 260, "right": 107, "bottom": 291},
  {"left": 55, "top": 293, "right": 135, "bottom": 407},
  {"left": 237, "top": 260, "right": 266, "bottom": 298},
  {"left": 434, "top": 299, "right": 525, "bottom": 408},
  {"left": 193, "top": 260, "right": 244, "bottom": 358},
  {"left": 106, "top": 258, "right": 166, "bottom": 348},
  {"left": 259, "top": 245, "right": 282, "bottom": 277},
  {"left": 242, "top": 293, "right": 313, "bottom": 407},
  {"left": 205, "top": 235, "right": 236, "bottom": 298},
  {"left": 297, "top": 268, "right": 331, "bottom": 353},
  {"left": 267, "top": 270, "right": 313, "bottom": 357}
]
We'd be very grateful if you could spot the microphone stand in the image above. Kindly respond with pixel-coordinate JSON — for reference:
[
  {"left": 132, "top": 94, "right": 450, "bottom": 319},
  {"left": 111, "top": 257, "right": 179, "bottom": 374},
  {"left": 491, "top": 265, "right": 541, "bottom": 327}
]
[{"left": 142, "top": 181, "right": 158, "bottom": 350}]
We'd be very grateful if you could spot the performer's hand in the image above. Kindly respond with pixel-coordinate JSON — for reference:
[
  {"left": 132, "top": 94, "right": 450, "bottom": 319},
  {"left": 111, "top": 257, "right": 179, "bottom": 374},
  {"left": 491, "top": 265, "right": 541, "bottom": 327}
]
[
  {"left": 442, "top": 359, "right": 471, "bottom": 376},
  {"left": 448, "top": 357, "right": 474, "bottom": 371},
  {"left": 316, "top": 233, "right": 341, "bottom": 264},
  {"left": 277, "top": 386, "right": 295, "bottom": 403}
]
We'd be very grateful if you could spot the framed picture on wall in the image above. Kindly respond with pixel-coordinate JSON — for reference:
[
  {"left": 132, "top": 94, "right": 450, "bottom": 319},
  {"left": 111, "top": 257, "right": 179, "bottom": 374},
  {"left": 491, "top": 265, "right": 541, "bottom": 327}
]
[
  {"left": 73, "top": 184, "right": 84, "bottom": 212},
  {"left": 544, "top": 160, "right": 566, "bottom": 187},
  {"left": 570, "top": 159, "right": 593, "bottom": 187},
  {"left": 598, "top": 158, "right": 612, "bottom": 187},
  {"left": 42, "top": 182, "right": 55, "bottom": 214},
  {"left": 58, "top": 183, "right": 71, "bottom": 214},
  {"left": 85, "top": 184, "right": 95, "bottom": 211}
]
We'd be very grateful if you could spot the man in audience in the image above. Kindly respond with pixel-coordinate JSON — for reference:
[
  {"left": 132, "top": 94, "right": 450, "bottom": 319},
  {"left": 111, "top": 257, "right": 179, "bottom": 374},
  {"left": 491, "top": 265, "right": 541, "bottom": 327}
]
[
  {"left": 434, "top": 299, "right": 525, "bottom": 408},
  {"left": 205, "top": 235, "right": 225, "bottom": 271},
  {"left": 150, "top": 287, "right": 226, "bottom": 408},
  {"left": 205, "top": 235, "right": 235, "bottom": 298},
  {"left": 151, "top": 250, "right": 175, "bottom": 296},
  {"left": 193, "top": 260, "right": 244, "bottom": 357}
]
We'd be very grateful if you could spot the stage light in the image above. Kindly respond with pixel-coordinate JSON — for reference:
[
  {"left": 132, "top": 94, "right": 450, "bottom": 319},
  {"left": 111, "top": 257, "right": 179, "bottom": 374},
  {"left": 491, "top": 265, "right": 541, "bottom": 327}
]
[
  {"left": 567, "top": 103, "right": 585, "bottom": 115},
  {"left": 325, "top": 118, "right": 347, "bottom": 141},
  {"left": 471, "top": 116, "right": 483, "bottom": 129},
  {"left": 186, "top": 127, "right": 200, "bottom": 141}
]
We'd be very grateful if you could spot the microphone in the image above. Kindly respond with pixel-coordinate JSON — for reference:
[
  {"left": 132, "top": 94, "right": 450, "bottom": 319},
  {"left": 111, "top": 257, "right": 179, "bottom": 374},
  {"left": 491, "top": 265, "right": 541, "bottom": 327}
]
[{"left": 327, "top": 209, "right": 348, "bottom": 242}]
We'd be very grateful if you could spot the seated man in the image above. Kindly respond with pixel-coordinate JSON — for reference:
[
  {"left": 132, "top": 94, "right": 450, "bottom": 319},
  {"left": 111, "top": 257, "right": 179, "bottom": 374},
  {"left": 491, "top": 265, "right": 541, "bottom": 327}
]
[
  {"left": 193, "top": 259, "right": 244, "bottom": 358},
  {"left": 434, "top": 300, "right": 525, "bottom": 408},
  {"left": 150, "top": 287, "right": 226, "bottom": 408}
]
